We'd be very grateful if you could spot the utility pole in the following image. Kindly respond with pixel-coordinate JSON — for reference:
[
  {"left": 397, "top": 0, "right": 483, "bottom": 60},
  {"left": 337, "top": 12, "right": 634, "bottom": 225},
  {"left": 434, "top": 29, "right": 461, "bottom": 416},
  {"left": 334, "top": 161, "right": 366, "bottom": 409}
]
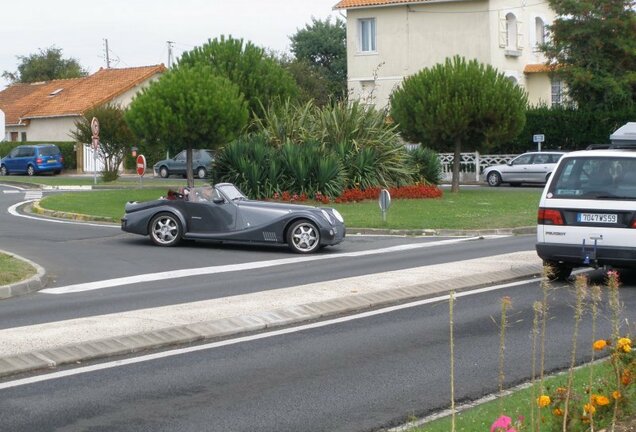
[
  {"left": 167, "top": 41, "right": 175, "bottom": 68},
  {"left": 104, "top": 38, "right": 111, "bottom": 68}
]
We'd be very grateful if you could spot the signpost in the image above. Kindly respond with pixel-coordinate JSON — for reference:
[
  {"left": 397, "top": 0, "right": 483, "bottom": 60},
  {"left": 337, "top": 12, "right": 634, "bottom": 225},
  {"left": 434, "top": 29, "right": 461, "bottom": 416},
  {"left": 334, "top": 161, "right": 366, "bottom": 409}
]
[
  {"left": 379, "top": 188, "right": 391, "bottom": 223},
  {"left": 90, "top": 117, "right": 100, "bottom": 185},
  {"left": 533, "top": 134, "right": 545, "bottom": 152},
  {"left": 136, "top": 154, "right": 146, "bottom": 188}
]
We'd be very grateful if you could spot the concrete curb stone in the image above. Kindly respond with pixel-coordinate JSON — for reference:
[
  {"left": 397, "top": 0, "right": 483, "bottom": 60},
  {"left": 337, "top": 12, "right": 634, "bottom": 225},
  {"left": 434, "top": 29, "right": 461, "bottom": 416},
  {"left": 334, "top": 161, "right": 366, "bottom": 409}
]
[{"left": 0, "top": 249, "right": 47, "bottom": 299}]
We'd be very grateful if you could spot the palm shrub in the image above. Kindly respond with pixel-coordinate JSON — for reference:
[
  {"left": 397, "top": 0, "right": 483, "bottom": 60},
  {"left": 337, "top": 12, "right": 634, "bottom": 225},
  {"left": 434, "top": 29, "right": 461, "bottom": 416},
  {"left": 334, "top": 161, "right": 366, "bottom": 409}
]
[
  {"left": 279, "top": 140, "right": 345, "bottom": 196},
  {"left": 408, "top": 146, "right": 442, "bottom": 185}
]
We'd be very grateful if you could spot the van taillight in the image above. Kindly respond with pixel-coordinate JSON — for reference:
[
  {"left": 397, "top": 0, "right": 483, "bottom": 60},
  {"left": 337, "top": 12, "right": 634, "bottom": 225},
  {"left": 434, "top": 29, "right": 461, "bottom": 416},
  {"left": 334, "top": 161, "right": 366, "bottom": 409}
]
[
  {"left": 631, "top": 219, "right": 636, "bottom": 228},
  {"left": 538, "top": 208, "right": 564, "bottom": 225},
  {"left": 35, "top": 158, "right": 43, "bottom": 164},
  {"left": 60, "top": 156, "right": 64, "bottom": 163}
]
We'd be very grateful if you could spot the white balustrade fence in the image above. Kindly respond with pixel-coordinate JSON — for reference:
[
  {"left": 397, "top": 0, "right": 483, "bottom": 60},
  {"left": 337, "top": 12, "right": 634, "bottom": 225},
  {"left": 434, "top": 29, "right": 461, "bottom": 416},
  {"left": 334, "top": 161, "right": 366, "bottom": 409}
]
[{"left": 438, "top": 152, "right": 518, "bottom": 182}]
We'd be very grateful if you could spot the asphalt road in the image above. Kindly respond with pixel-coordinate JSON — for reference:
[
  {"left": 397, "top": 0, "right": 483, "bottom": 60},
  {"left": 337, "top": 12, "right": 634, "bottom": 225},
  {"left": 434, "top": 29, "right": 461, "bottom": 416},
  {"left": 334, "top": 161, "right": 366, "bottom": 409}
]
[
  {"left": 0, "top": 185, "right": 535, "bottom": 328},
  {"left": 1, "top": 273, "right": 634, "bottom": 432}
]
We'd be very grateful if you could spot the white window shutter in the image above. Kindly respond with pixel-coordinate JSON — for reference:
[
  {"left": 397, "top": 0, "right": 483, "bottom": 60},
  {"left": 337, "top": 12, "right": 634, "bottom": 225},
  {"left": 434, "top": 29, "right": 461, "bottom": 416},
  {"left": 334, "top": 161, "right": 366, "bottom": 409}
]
[
  {"left": 516, "top": 18, "right": 524, "bottom": 50},
  {"left": 498, "top": 12, "right": 507, "bottom": 48}
]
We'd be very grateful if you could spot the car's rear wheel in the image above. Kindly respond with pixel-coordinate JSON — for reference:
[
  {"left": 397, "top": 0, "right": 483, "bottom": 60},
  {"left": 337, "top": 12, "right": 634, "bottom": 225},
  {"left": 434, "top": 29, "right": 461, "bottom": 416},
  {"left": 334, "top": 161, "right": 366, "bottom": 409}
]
[
  {"left": 287, "top": 220, "right": 320, "bottom": 254},
  {"left": 53, "top": 169, "right": 61, "bottom": 175},
  {"left": 0, "top": 165, "right": 7, "bottom": 176},
  {"left": 487, "top": 171, "right": 502, "bottom": 187},
  {"left": 149, "top": 213, "right": 182, "bottom": 247},
  {"left": 159, "top": 166, "right": 170, "bottom": 178},
  {"left": 196, "top": 167, "right": 207, "bottom": 179},
  {"left": 544, "top": 260, "right": 573, "bottom": 281},
  {"left": 26, "top": 165, "right": 35, "bottom": 176}
]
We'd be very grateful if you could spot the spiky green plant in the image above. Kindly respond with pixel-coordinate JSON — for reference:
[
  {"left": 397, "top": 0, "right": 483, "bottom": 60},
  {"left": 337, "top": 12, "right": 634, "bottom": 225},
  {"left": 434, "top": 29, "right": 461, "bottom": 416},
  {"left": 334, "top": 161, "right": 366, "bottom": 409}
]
[{"left": 408, "top": 146, "right": 443, "bottom": 185}]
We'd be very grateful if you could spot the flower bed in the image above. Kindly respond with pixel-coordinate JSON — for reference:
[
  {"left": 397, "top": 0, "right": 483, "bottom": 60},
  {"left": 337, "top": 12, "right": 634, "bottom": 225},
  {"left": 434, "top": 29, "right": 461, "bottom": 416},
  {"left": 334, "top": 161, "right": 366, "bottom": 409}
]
[{"left": 270, "top": 185, "right": 443, "bottom": 204}]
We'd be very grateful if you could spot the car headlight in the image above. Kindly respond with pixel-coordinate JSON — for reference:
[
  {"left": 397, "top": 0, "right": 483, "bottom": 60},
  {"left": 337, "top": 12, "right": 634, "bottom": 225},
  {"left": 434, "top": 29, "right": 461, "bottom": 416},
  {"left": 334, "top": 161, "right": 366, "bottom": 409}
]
[
  {"left": 331, "top": 209, "right": 344, "bottom": 223},
  {"left": 321, "top": 209, "right": 334, "bottom": 224}
]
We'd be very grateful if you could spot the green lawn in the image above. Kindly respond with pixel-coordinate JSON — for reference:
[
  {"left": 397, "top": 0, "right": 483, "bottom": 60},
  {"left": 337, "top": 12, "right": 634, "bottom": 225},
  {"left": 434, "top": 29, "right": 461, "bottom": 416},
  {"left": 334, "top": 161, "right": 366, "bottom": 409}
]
[
  {"left": 38, "top": 188, "right": 542, "bottom": 229},
  {"left": 0, "top": 174, "right": 208, "bottom": 188},
  {"left": 0, "top": 253, "right": 36, "bottom": 285}
]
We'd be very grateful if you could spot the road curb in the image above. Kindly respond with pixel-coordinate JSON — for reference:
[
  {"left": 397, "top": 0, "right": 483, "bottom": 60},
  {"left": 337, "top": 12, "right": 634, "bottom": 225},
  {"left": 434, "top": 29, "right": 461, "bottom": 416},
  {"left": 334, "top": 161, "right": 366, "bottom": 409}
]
[
  {"left": 0, "top": 250, "right": 47, "bottom": 299},
  {"left": 0, "top": 262, "right": 542, "bottom": 378}
]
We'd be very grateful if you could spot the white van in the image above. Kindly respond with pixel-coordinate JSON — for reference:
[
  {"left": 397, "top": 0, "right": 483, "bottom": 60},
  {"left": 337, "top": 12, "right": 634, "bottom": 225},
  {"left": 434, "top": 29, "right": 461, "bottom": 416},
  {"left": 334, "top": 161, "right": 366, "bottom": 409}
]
[{"left": 536, "top": 149, "right": 636, "bottom": 280}]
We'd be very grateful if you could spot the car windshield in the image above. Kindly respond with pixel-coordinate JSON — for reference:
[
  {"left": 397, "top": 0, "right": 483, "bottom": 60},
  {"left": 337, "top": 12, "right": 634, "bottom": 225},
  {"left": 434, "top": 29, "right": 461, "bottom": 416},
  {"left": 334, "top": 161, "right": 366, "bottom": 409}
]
[
  {"left": 548, "top": 156, "right": 636, "bottom": 200},
  {"left": 216, "top": 184, "right": 247, "bottom": 201}
]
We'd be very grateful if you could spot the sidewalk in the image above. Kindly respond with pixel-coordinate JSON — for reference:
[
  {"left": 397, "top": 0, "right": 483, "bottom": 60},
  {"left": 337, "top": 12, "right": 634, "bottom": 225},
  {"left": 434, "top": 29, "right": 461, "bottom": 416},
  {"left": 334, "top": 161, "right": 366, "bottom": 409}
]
[{"left": 0, "top": 250, "right": 543, "bottom": 378}]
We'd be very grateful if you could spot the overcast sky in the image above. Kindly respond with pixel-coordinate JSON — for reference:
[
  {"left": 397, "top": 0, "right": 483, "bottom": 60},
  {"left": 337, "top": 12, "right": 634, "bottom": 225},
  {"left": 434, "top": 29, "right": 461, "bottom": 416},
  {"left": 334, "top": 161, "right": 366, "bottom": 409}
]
[{"left": 0, "top": 0, "right": 343, "bottom": 89}]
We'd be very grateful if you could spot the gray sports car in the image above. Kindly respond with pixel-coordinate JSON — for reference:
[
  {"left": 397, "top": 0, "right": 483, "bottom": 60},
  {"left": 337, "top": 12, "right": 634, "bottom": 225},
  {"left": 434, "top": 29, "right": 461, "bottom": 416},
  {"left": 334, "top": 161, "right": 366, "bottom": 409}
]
[{"left": 121, "top": 183, "right": 346, "bottom": 253}]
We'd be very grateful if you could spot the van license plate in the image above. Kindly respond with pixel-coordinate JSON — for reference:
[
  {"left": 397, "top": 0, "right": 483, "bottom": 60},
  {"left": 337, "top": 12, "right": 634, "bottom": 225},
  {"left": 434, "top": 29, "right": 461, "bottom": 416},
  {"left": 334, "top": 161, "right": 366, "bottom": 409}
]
[{"left": 577, "top": 213, "right": 617, "bottom": 223}]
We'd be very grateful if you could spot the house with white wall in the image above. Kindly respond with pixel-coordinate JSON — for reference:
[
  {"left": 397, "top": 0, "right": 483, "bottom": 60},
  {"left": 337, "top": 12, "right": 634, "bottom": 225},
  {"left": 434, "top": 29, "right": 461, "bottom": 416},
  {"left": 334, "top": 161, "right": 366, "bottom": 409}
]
[
  {"left": 0, "top": 65, "right": 165, "bottom": 142},
  {"left": 334, "top": 0, "right": 560, "bottom": 110}
]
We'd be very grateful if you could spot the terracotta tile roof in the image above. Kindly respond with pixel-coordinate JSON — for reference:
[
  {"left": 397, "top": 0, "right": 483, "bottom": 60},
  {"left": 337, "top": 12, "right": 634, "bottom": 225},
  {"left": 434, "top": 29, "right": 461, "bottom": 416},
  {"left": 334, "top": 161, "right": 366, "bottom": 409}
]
[
  {"left": 0, "top": 65, "right": 165, "bottom": 125},
  {"left": 334, "top": 0, "right": 429, "bottom": 9},
  {"left": 524, "top": 64, "right": 556, "bottom": 74}
]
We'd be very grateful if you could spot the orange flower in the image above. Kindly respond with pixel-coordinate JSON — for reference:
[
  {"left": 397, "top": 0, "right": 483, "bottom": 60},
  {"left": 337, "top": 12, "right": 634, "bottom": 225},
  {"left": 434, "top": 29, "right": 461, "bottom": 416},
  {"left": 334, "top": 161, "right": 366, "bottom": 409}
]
[
  {"left": 584, "top": 403, "right": 596, "bottom": 416},
  {"left": 553, "top": 408, "right": 563, "bottom": 416},
  {"left": 537, "top": 395, "right": 551, "bottom": 407},
  {"left": 593, "top": 340, "right": 608, "bottom": 351},
  {"left": 593, "top": 395, "right": 610, "bottom": 406},
  {"left": 622, "top": 370, "right": 632, "bottom": 386},
  {"left": 612, "top": 391, "right": 622, "bottom": 400}
]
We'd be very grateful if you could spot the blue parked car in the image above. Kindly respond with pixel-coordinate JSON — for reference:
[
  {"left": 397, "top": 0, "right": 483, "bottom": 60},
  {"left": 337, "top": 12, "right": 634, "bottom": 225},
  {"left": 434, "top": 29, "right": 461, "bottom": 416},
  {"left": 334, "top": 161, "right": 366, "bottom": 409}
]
[{"left": 0, "top": 144, "right": 64, "bottom": 176}]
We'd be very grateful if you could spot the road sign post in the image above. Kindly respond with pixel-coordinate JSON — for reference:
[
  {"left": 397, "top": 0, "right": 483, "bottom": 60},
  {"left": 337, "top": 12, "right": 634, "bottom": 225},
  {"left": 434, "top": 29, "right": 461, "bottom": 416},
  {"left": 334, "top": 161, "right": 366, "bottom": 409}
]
[
  {"left": 533, "top": 134, "right": 545, "bottom": 152},
  {"left": 90, "top": 117, "right": 100, "bottom": 185},
  {"left": 136, "top": 154, "right": 146, "bottom": 188},
  {"left": 379, "top": 188, "right": 391, "bottom": 223}
]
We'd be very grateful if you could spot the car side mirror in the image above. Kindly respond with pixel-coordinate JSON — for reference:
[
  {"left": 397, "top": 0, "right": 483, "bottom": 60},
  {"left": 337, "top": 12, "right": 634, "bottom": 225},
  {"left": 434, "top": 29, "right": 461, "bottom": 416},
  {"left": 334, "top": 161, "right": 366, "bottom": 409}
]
[
  {"left": 507, "top": 161, "right": 513, "bottom": 166},
  {"left": 212, "top": 197, "right": 225, "bottom": 204}
]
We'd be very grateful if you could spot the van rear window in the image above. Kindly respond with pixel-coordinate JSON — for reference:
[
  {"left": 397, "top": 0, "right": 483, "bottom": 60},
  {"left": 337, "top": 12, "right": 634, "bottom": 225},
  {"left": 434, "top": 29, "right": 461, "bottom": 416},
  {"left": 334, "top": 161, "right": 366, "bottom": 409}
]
[
  {"left": 548, "top": 156, "right": 636, "bottom": 200},
  {"left": 38, "top": 146, "right": 60, "bottom": 156}
]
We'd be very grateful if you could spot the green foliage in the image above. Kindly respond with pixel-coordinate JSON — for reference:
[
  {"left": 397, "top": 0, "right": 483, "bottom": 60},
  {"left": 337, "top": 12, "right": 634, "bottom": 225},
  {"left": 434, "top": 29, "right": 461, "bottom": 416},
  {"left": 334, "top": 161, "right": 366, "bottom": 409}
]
[
  {"left": 289, "top": 17, "right": 347, "bottom": 100},
  {"left": 178, "top": 35, "right": 299, "bottom": 119},
  {"left": 126, "top": 64, "right": 249, "bottom": 186},
  {"left": 214, "top": 133, "right": 345, "bottom": 198},
  {"left": 279, "top": 57, "right": 334, "bottom": 107},
  {"left": 407, "top": 146, "right": 442, "bottom": 185},
  {"left": 541, "top": 0, "right": 636, "bottom": 110},
  {"left": 499, "top": 106, "right": 636, "bottom": 153},
  {"left": 390, "top": 56, "right": 527, "bottom": 191},
  {"left": 0, "top": 141, "right": 76, "bottom": 170},
  {"left": 2, "top": 46, "right": 87, "bottom": 83},
  {"left": 71, "top": 104, "right": 134, "bottom": 181}
]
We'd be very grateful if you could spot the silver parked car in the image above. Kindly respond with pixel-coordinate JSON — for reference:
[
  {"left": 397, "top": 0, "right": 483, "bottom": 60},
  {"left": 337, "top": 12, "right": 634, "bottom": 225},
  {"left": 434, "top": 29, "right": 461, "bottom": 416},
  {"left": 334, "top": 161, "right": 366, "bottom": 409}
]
[{"left": 482, "top": 151, "right": 565, "bottom": 187}]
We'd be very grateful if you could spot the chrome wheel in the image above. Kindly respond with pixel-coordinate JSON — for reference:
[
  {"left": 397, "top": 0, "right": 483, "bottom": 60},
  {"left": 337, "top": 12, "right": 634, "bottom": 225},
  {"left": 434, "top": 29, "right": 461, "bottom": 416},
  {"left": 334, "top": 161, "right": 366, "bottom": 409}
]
[
  {"left": 287, "top": 220, "right": 320, "bottom": 253},
  {"left": 149, "top": 213, "right": 182, "bottom": 247},
  {"left": 196, "top": 167, "right": 207, "bottom": 179},
  {"left": 487, "top": 171, "right": 501, "bottom": 187},
  {"left": 0, "top": 165, "right": 7, "bottom": 176},
  {"left": 26, "top": 165, "right": 35, "bottom": 176},
  {"left": 159, "top": 166, "right": 169, "bottom": 178}
]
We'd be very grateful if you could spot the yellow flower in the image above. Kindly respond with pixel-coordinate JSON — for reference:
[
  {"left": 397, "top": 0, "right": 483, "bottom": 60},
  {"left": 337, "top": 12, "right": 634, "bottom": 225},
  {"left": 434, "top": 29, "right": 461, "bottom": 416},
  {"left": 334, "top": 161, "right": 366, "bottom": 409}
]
[
  {"left": 537, "top": 395, "right": 551, "bottom": 407},
  {"left": 593, "top": 339, "right": 608, "bottom": 351},
  {"left": 584, "top": 403, "right": 596, "bottom": 416},
  {"left": 553, "top": 408, "right": 563, "bottom": 416},
  {"left": 613, "top": 391, "right": 622, "bottom": 400},
  {"left": 617, "top": 337, "right": 632, "bottom": 351},
  {"left": 593, "top": 395, "right": 610, "bottom": 406}
]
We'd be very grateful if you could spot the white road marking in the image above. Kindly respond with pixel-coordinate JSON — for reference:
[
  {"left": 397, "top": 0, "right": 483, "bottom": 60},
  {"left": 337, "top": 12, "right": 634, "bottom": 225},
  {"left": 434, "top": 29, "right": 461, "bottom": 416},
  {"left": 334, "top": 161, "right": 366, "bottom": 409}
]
[
  {"left": 40, "top": 236, "right": 496, "bottom": 294},
  {"left": 2, "top": 190, "right": 19, "bottom": 194},
  {"left": 7, "top": 200, "right": 119, "bottom": 228},
  {"left": 0, "top": 278, "right": 534, "bottom": 390},
  {"left": 24, "top": 191, "right": 42, "bottom": 200}
]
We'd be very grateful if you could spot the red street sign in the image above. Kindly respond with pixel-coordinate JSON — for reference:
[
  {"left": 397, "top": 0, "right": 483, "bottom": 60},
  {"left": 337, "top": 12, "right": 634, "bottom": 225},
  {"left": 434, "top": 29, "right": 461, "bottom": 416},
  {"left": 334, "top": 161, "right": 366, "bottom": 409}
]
[
  {"left": 136, "top": 154, "right": 146, "bottom": 176},
  {"left": 91, "top": 137, "right": 99, "bottom": 150}
]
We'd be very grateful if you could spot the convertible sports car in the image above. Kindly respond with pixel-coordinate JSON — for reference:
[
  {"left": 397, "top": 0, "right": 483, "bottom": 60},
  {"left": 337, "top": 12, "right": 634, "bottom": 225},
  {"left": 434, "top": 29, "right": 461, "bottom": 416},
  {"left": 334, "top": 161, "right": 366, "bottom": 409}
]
[{"left": 121, "top": 183, "right": 346, "bottom": 253}]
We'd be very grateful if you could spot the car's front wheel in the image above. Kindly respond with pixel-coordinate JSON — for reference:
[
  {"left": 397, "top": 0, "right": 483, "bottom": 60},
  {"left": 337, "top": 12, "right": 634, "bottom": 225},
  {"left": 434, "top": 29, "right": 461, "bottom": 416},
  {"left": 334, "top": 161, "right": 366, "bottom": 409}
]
[
  {"left": 196, "top": 167, "right": 207, "bottom": 179},
  {"left": 0, "top": 165, "right": 7, "bottom": 176},
  {"left": 487, "top": 171, "right": 502, "bottom": 187},
  {"left": 287, "top": 220, "right": 320, "bottom": 254},
  {"left": 149, "top": 213, "right": 182, "bottom": 247},
  {"left": 159, "top": 166, "right": 170, "bottom": 178}
]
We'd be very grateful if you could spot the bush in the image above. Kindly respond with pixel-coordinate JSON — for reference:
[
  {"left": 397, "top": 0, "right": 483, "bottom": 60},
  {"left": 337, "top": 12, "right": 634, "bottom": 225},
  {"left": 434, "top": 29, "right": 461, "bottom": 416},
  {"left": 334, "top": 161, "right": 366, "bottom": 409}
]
[{"left": 407, "top": 146, "right": 442, "bottom": 185}]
